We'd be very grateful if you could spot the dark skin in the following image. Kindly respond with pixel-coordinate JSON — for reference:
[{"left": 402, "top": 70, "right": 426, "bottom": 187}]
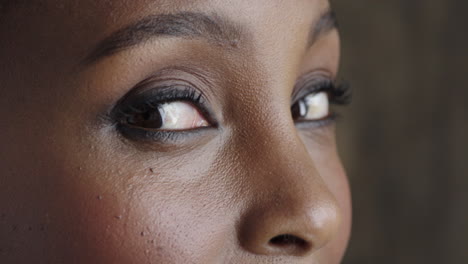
[{"left": 0, "top": 0, "right": 351, "bottom": 263}]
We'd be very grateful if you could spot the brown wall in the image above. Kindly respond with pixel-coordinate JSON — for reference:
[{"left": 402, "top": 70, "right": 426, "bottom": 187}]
[{"left": 332, "top": 1, "right": 468, "bottom": 263}]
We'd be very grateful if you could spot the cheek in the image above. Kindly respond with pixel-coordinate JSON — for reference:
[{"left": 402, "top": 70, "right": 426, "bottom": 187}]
[
  {"left": 58, "top": 152, "right": 236, "bottom": 263},
  {"left": 35, "top": 114, "right": 236, "bottom": 263}
]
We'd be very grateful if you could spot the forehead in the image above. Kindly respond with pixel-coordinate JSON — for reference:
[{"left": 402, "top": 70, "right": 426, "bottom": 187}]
[
  {"left": 3, "top": 0, "right": 330, "bottom": 62},
  {"left": 5, "top": 0, "right": 329, "bottom": 43},
  {"left": 1, "top": 0, "right": 334, "bottom": 84},
  {"left": 13, "top": 0, "right": 328, "bottom": 23},
  {"left": 42, "top": 0, "right": 327, "bottom": 11}
]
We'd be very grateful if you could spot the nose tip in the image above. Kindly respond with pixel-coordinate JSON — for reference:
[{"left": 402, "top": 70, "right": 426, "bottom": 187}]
[{"left": 239, "top": 198, "right": 341, "bottom": 257}]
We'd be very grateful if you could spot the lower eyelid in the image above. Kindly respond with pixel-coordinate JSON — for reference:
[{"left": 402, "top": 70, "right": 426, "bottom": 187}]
[
  {"left": 294, "top": 113, "right": 338, "bottom": 129},
  {"left": 116, "top": 122, "right": 216, "bottom": 143}
]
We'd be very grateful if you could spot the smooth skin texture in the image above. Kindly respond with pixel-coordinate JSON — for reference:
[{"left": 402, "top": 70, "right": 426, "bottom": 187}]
[{"left": 0, "top": 0, "right": 351, "bottom": 263}]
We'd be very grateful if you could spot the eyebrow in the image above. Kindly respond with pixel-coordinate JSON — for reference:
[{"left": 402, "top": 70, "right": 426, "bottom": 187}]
[
  {"left": 83, "top": 12, "right": 241, "bottom": 65},
  {"left": 308, "top": 9, "right": 339, "bottom": 47},
  {"left": 83, "top": 10, "right": 337, "bottom": 65}
]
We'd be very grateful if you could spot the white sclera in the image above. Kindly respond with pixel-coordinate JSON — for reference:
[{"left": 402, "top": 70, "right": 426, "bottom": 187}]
[
  {"left": 303, "top": 92, "right": 329, "bottom": 120},
  {"left": 158, "top": 102, "right": 209, "bottom": 130}
]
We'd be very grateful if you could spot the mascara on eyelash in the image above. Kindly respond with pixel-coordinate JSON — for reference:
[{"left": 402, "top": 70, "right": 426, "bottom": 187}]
[
  {"left": 295, "top": 79, "right": 352, "bottom": 106},
  {"left": 329, "top": 80, "right": 352, "bottom": 105},
  {"left": 113, "top": 85, "right": 205, "bottom": 119},
  {"left": 111, "top": 84, "right": 216, "bottom": 142}
]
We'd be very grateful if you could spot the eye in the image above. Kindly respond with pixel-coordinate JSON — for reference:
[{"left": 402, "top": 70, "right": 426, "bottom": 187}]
[
  {"left": 113, "top": 85, "right": 215, "bottom": 143},
  {"left": 292, "top": 91, "right": 330, "bottom": 121},
  {"left": 125, "top": 101, "right": 209, "bottom": 131},
  {"left": 291, "top": 78, "right": 351, "bottom": 124}
]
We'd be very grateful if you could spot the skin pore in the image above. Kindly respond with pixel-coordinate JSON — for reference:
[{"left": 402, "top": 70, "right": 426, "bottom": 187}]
[{"left": 0, "top": 0, "right": 351, "bottom": 263}]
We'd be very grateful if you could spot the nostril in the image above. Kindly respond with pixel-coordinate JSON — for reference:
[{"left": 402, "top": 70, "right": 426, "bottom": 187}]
[{"left": 269, "top": 234, "right": 310, "bottom": 252}]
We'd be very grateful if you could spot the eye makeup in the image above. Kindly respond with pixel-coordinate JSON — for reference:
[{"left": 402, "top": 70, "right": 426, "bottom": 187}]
[
  {"left": 110, "top": 69, "right": 352, "bottom": 145},
  {"left": 112, "top": 83, "right": 217, "bottom": 143},
  {"left": 291, "top": 76, "right": 352, "bottom": 127},
  {"left": 292, "top": 77, "right": 351, "bottom": 106}
]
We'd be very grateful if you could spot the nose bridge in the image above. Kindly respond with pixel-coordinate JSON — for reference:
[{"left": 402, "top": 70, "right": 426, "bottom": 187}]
[
  {"left": 236, "top": 120, "right": 341, "bottom": 257},
  {"left": 241, "top": 116, "right": 328, "bottom": 200},
  {"left": 248, "top": 126, "right": 340, "bottom": 221}
]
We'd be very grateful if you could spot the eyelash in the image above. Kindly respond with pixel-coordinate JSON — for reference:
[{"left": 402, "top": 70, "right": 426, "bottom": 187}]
[
  {"left": 293, "top": 79, "right": 351, "bottom": 106},
  {"left": 113, "top": 85, "right": 213, "bottom": 142},
  {"left": 116, "top": 85, "right": 209, "bottom": 121},
  {"left": 113, "top": 79, "right": 352, "bottom": 142},
  {"left": 292, "top": 79, "right": 351, "bottom": 127}
]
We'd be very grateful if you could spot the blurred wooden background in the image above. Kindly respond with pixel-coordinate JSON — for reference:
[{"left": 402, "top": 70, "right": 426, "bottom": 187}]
[{"left": 332, "top": 1, "right": 468, "bottom": 263}]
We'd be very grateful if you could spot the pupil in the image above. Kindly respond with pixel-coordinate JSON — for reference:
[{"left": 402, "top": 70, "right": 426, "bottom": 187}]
[
  {"left": 127, "top": 109, "right": 163, "bottom": 129},
  {"left": 291, "top": 102, "right": 300, "bottom": 119},
  {"left": 142, "top": 110, "right": 163, "bottom": 128},
  {"left": 291, "top": 100, "right": 307, "bottom": 119},
  {"left": 142, "top": 111, "right": 152, "bottom": 120}
]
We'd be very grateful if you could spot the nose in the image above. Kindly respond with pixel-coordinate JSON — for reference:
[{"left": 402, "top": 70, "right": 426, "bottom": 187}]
[{"left": 237, "top": 135, "right": 342, "bottom": 257}]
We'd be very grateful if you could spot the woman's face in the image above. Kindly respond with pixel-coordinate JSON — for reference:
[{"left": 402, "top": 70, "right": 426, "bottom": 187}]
[{"left": 0, "top": 0, "right": 351, "bottom": 263}]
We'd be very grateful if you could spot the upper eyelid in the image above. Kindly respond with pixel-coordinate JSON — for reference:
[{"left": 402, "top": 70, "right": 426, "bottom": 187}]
[
  {"left": 113, "top": 66, "right": 217, "bottom": 106},
  {"left": 112, "top": 84, "right": 220, "bottom": 128},
  {"left": 291, "top": 78, "right": 334, "bottom": 104},
  {"left": 107, "top": 66, "right": 340, "bottom": 119},
  {"left": 117, "top": 84, "right": 201, "bottom": 106}
]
